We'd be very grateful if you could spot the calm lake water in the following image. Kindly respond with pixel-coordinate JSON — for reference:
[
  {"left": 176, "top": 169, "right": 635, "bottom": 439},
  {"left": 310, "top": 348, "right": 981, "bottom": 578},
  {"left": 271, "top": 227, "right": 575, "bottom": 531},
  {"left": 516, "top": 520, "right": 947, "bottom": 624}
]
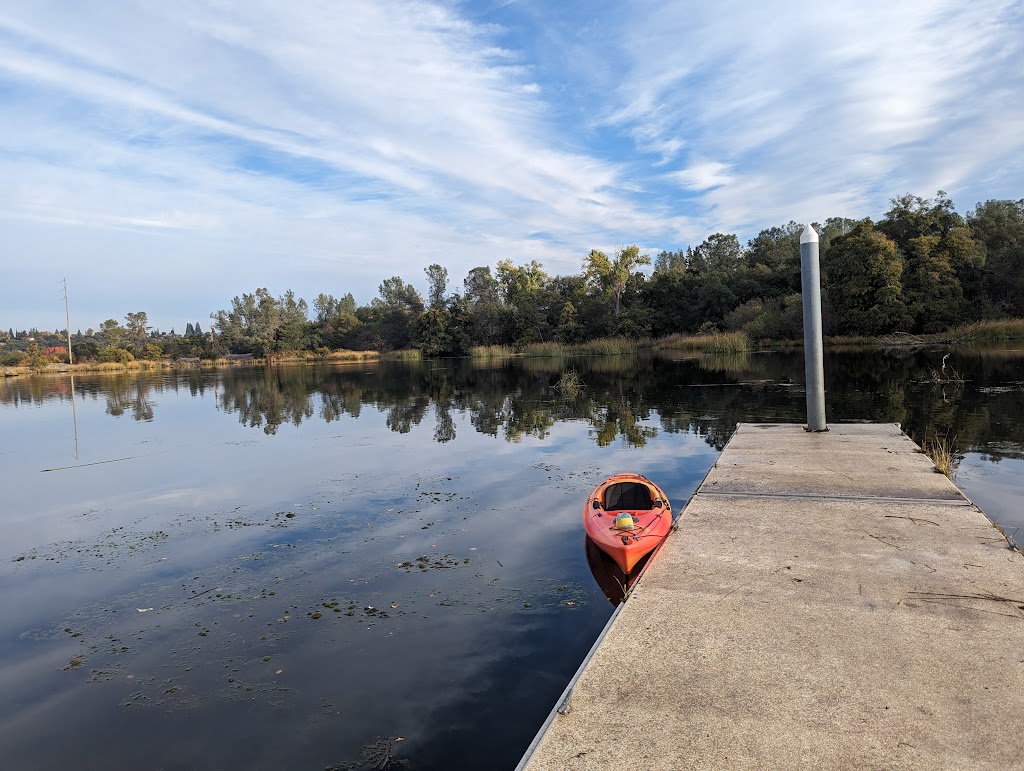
[{"left": 1, "top": 348, "right": 1022, "bottom": 770}]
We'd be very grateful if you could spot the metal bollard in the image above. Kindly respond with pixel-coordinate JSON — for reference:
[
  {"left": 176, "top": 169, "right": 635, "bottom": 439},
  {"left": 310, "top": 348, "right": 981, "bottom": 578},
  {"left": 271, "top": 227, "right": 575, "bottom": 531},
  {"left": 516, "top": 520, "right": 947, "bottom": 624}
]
[{"left": 800, "top": 224, "right": 827, "bottom": 431}]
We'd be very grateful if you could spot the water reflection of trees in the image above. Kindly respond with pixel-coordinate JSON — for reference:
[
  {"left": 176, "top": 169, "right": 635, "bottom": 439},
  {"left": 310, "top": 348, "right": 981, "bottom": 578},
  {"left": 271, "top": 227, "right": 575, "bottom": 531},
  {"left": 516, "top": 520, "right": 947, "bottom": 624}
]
[
  {"left": 102, "top": 375, "right": 155, "bottom": 422},
  {"left": 0, "top": 372, "right": 164, "bottom": 421},
  {"left": 217, "top": 367, "right": 315, "bottom": 435},
  {"left": 1, "top": 350, "right": 1022, "bottom": 456}
]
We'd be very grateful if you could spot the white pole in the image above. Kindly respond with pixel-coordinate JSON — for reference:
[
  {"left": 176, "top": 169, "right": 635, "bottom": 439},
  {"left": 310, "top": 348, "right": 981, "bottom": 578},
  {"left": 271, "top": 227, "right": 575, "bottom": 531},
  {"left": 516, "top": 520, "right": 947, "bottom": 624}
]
[{"left": 800, "top": 225, "right": 827, "bottom": 431}]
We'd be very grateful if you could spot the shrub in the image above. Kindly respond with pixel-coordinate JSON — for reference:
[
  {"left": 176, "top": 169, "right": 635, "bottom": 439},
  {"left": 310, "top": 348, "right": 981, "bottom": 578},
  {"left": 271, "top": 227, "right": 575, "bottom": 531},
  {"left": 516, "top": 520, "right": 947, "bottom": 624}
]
[{"left": 98, "top": 347, "right": 135, "bottom": 365}]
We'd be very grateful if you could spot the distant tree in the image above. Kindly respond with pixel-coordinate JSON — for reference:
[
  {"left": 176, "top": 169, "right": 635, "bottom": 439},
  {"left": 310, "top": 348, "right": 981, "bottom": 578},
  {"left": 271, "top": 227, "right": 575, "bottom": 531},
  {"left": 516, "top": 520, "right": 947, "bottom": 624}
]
[
  {"left": 313, "top": 293, "right": 339, "bottom": 323},
  {"left": 690, "top": 233, "right": 742, "bottom": 277},
  {"left": 425, "top": 264, "right": 449, "bottom": 310},
  {"left": 185, "top": 322, "right": 195, "bottom": 337},
  {"left": 901, "top": 235, "right": 964, "bottom": 332},
  {"left": 98, "top": 319, "right": 126, "bottom": 349},
  {"left": 142, "top": 342, "right": 164, "bottom": 360},
  {"left": 374, "top": 276, "right": 424, "bottom": 312},
  {"left": 124, "top": 311, "right": 150, "bottom": 354},
  {"left": 311, "top": 292, "right": 360, "bottom": 348},
  {"left": 583, "top": 245, "right": 650, "bottom": 316},
  {"left": 496, "top": 259, "right": 552, "bottom": 343},
  {"left": 877, "top": 191, "right": 962, "bottom": 248},
  {"left": 744, "top": 223, "right": 802, "bottom": 297},
  {"left": 968, "top": 199, "right": 1024, "bottom": 316},
  {"left": 823, "top": 221, "right": 910, "bottom": 335},
  {"left": 25, "top": 342, "right": 48, "bottom": 369},
  {"left": 817, "top": 217, "right": 860, "bottom": 258},
  {"left": 211, "top": 288, "right": 290, "bottom": 355},
  {"left": 653, "top": 249, "right": 687, "bottom": 276},
  {"left": 555, "top": 301, "right": 584, "bottom": 344},
  {"left": 463, "top": 266, "right": 499, "bottom": 304},
  {"left": 72, "top": 340, "right": 100, "bottom": 362},
  {"left": 416, "top": 308, "right": 452, "bottom": 357},
  {"left": 276, "top": 290, "right": 309, "bottom": 351},
  {"left": 98, "top": 347, "right": 135, "bottom": 365}
]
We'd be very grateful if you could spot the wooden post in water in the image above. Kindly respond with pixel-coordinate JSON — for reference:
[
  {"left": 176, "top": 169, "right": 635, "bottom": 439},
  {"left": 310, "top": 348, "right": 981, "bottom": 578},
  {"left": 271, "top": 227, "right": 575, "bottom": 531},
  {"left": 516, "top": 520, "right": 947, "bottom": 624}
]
[{"left": 800, "top": 225, "right": 827, "bottom": 431}]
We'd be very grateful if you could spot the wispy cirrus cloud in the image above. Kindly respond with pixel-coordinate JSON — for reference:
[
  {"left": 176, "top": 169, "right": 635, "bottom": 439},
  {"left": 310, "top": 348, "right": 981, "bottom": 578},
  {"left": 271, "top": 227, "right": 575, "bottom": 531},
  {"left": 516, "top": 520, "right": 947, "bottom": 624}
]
[{"left": 0, "top": 0, "right": 1020, "bottom": 330}]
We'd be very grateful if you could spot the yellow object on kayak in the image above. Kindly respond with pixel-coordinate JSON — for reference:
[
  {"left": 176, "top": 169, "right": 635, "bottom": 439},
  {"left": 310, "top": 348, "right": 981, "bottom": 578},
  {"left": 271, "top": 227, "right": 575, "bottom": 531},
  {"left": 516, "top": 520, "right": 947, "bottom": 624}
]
[{"left": 614, "top": 513, "right": 635, "bottom": 530}]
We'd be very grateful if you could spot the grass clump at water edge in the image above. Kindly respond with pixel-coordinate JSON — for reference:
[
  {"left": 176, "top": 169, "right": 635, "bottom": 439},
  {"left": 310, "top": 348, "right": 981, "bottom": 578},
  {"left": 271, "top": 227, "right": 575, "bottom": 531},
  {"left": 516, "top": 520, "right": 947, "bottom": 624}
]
[
  {"left": 921, "top": 433, "right": 958, "bottom": 477},
  {"left": 471, "top": 345, "right": 516, "bottom": 359},
  {"left": 656, "top": 331, "right": 750, "bottom": 354}
]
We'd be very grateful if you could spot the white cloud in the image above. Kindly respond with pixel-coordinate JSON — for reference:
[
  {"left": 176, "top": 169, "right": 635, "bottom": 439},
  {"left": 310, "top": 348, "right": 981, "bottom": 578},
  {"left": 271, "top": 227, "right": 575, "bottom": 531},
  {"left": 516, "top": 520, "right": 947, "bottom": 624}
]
[{"left": 0, "top": 0, "right": 1020, "bottom": 329}]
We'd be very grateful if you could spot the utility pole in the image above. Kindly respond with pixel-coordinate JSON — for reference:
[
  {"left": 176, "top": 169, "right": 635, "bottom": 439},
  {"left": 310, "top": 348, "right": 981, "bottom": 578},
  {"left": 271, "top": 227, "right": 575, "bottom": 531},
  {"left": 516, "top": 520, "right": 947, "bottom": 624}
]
[{"left": 62, "top": 277, "right": 74, "bottom": 365}]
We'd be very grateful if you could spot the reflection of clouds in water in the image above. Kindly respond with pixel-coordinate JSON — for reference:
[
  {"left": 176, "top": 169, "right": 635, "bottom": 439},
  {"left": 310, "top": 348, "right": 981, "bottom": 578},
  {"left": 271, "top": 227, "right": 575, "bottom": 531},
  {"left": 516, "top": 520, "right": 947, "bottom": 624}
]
[
  {"left": 4, "top": 352, "right": 1024, "bottom": 766},
  {"left": 955, "top": 455, "right": 1024, "bottom": 549}
]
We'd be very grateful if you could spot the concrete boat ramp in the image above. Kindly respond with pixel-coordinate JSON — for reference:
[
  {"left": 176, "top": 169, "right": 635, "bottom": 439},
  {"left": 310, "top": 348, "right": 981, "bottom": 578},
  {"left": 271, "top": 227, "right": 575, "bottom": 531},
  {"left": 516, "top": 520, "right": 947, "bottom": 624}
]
[{"left": 522, "top": 423, "right": 1024, "bottom": 770}]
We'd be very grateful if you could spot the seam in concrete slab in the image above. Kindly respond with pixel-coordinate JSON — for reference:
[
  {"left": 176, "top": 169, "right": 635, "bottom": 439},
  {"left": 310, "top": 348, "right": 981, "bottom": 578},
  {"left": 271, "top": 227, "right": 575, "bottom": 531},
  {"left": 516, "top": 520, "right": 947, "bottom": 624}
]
[{"left": 695, "top": 490, "right": 975, "bottom": 507}]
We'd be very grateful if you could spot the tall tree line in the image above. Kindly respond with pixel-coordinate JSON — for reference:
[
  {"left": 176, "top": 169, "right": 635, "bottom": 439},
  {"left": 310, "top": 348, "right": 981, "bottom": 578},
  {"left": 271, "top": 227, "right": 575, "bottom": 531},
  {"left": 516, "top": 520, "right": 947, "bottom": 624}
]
[{"left": 4, "top": 192, "right": 1021, "bottom": 365}]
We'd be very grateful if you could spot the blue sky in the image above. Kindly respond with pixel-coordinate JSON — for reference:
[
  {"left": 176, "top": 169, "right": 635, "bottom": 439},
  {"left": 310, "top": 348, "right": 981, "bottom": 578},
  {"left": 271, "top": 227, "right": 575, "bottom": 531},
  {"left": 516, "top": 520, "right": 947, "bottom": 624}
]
[{"left": 1, "top": 0, "right": 1022, "bottom": 333}]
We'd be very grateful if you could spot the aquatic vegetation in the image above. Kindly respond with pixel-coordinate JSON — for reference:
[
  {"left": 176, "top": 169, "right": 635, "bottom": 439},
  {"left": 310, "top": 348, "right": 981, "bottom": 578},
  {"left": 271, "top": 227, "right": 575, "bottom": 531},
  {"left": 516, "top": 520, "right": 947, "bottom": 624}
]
[
  {"left": 381, "top": 348, "right": 421, "bottom": 361},
  {"left": 656, "top": 331, "right": 750, "bottom": 353},
  {"left": 470, "top": 344, "right": 516, "bottom": 359},
  {"left": 922, "top": 433, "right": 958, "bottom": 477},
  {"left": 554, "top": 369, "right": 584, "bottom": 398},
  {"left": 575, "top": 337, "right": 644, "bottom": 356}
]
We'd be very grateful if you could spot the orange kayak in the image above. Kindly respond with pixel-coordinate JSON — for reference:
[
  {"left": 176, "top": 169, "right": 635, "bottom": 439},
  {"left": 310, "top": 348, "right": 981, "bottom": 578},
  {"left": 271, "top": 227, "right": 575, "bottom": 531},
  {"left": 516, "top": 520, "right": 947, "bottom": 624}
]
[{"left": 583, "top": 473, "right": 673, "bottom": 574}]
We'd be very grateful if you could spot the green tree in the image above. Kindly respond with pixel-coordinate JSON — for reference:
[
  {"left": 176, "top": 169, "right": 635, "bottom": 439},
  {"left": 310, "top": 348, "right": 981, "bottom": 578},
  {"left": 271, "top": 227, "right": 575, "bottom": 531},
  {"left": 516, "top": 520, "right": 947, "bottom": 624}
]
[
  {"left": 124, "top": 311, "right": 150, "bottom": 355},
  {"left": 415, "top": 308, "right": 453, "bottom": 357},
  {"left": 653, "top": 249, "right": 687, "bottom": 276},
  {"left": 689, "top": 233, "right": 741, "bottom": 277},
  {"left": 142, "top": 342, "right": 164, "bottom": 360},
  {"left": 968, "top": 199, "right": 1024, "bottom": 316},
  {"left": 744, "top": 223, "right": 802, "bottom": 298},
  {"left": 901, "top": 235, "right": 964, "bottom": 332},
  {"left": 583, "top": 245, "right": 650, "bottom": 316},
  {"left": 276, "top": 290, "right": 309, "bottom": 351},
  {"left": 496, "top": 259, "right": 551, "bottom": 343},
  {"left": 877, "top": 191, "right": 962, "bottom": 248},
  {"left": 25, "top": 342, "right": 48, "bottom": 369},
  {"left": 313, "top": 293, "right": 339, "bottom": 323},
  {"left": 356, "top": 277, "right": 425, "bottom": 351},
  {"left": 374, "top": 276, "right": 424, "bottom": 312},
  {"left": 212, "top": 288, "right": 289, "bottom": 355},
  {"left": 98, "top": 347, "right": 135, "bottom": 365},
  {"left": 463, "top": 267, "right": 502, "bottom": 345},
  {"left": 98, "top": 319, "right": 126, "bottom": 349},
  {"left": 823, "top": 221, "right": 910, "bottom": 335},
  {"left": 556, "top": 301, "right": 584, "bottom": 344},
  {"left": 425, "top": 264, "right": 449, "bottom": 310}
]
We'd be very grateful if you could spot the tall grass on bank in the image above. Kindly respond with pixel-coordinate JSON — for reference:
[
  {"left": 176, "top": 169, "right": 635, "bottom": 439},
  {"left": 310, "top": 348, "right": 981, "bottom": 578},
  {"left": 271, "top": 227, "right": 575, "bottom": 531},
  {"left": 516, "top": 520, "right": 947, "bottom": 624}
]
[
  {"left": 921, "top": 433, "right": 958, "bottom": 477},
  {"left": 879, "top": 319, "right": 1024, "bottom": 348},
  {"left": 471, "top": 337, "right": 643, "bottom": 360},
  {"left": 657, "top": 331, "right": 751, "bottom": 354},
  {"left": 381, "top": 349, "right": 421, "bottom": 361},
  {"left": 575, "top": 337, "right": 644, "bottom": 356},
  {"left": 954, "top": 319, "right": 1024, "bottom": 344},
  {"left": 471, "top": 345, "right": 515, "bottom": 359},
  {"left": 520, "top": 341, "right": 567, "bottom": 357}
]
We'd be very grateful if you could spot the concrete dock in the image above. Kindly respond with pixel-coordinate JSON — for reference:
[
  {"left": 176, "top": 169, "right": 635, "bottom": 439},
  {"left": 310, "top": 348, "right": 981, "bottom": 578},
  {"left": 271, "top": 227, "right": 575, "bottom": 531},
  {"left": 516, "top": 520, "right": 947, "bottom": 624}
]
[{"left": 523, "top": 423, "right": 1024, "bottom": 770}]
